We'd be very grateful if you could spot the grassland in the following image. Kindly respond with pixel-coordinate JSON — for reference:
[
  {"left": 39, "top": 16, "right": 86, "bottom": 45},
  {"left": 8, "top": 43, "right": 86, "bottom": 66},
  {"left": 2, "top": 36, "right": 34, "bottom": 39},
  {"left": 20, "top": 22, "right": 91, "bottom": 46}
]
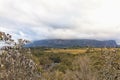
[
  {"left": 30, "top": 47, "right": 120, "bottom": 80},
  {"left": 44, "top": 48, "right": 120, "bottom": 54},
  {"left": 44, "top": 48, "right": 87, "bottom": 54}
]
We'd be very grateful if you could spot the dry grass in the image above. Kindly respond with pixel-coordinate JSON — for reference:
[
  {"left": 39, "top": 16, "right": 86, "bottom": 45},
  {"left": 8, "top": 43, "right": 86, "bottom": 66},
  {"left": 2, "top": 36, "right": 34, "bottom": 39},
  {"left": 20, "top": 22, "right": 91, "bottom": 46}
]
[
  {"left": 45, "top": 48, "right": 87, "bottom": 54},
  {"left": 44, "top": 48, "right": 120, "bottom": 54}
]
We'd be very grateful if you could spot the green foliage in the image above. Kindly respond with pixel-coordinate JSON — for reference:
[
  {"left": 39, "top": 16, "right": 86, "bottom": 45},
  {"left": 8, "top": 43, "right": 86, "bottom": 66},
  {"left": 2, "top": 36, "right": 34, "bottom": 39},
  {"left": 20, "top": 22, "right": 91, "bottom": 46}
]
[
  {"left": 30, "top": 48, "right": 77, "bottom": 73},
  {"left": 30, "top": 47, "right": 120, "bottom": 80}
]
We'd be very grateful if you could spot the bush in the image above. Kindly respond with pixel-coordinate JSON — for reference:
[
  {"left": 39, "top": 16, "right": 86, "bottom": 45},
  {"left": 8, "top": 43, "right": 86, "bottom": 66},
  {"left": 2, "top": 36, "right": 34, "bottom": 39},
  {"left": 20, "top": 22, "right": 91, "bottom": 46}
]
[{"left": 0, "top": 31, "right": 40, "bottom": 80}]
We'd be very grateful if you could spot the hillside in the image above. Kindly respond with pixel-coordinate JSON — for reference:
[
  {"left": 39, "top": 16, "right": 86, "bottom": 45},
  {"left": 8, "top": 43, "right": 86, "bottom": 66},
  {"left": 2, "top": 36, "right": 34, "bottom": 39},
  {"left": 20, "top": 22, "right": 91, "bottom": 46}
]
[{"left": 26, "top": 39, "right": 117, "bottom": 48}]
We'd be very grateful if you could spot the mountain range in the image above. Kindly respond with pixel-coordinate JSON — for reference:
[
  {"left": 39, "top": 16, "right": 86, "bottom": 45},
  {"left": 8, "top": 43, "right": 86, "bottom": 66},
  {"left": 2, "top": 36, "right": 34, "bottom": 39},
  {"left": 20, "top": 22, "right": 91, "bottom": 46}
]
[{"left": 25, "top": 39, "right": 118, "bottom": 48}]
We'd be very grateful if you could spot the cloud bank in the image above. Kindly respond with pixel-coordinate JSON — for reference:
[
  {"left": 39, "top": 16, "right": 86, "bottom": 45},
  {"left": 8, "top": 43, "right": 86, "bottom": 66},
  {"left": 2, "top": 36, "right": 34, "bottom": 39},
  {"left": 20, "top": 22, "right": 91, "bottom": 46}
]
[{"left": 0, "top": 0, "right": 120, "bottom": 43}]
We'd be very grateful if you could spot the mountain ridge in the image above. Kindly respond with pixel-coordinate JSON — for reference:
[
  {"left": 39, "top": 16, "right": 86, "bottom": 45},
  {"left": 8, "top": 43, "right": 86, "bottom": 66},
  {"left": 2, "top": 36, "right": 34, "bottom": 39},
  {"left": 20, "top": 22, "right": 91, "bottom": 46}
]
[{"left": 25, "top": 39, "right": 118, "bottom": 48}]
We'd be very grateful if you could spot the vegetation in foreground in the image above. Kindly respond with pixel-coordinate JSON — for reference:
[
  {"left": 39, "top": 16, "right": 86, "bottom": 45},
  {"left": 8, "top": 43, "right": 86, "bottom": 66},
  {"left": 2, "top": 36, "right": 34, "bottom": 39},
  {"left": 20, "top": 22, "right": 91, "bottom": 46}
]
[{"left": 30, "top": 47, "right": 120, "bottom": 80}]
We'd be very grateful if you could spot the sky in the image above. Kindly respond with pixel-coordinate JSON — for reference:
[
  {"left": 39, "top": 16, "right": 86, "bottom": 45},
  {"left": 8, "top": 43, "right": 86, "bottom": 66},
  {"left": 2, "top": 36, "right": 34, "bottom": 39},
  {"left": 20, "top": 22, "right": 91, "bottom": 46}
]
[{"left": 0, "top": 0, "right": 120, "bottom": 43}]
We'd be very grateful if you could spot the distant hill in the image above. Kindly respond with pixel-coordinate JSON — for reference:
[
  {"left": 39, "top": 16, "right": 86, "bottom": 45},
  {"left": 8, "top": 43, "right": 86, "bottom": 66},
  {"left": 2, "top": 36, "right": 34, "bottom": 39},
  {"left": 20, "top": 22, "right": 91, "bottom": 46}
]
[{"left": 25, "top": 39, "right": 117, "bottom": 48}]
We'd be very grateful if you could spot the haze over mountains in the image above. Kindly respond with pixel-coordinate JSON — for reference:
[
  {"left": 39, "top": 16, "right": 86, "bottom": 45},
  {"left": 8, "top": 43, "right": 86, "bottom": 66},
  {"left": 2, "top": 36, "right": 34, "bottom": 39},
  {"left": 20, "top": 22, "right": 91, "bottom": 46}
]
[
  {"left": 1, "top": 0, "right": 120, "bottom": 42},
  {"left": 26, "top": 39, "right": 118, "bottom": 48}
]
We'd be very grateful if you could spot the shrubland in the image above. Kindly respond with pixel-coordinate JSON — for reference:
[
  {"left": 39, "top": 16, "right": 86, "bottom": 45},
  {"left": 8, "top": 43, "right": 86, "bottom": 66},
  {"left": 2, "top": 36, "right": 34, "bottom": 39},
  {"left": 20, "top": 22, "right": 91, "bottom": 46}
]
[{"left": 30, "top": 47, "right": 120, "bottom": 80}]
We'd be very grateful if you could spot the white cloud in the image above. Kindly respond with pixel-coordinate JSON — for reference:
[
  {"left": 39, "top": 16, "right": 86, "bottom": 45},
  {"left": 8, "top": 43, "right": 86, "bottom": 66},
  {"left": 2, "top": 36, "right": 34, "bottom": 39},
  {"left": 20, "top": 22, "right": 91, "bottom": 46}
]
[{"left": 0, "top": 0, "right": 120, "bottom": 43}]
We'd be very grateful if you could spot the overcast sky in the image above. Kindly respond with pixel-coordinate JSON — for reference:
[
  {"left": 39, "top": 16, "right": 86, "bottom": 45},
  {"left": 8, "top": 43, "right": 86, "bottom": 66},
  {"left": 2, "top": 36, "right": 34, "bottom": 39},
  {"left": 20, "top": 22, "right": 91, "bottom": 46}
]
[{"left": 0, "top": 0, "right": 120, "bottom": 43}]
